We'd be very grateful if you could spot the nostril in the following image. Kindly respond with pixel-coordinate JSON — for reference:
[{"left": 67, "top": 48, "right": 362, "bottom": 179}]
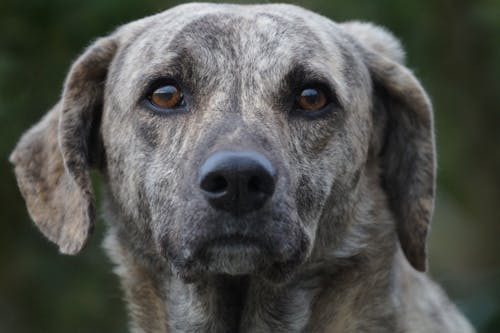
[
  {"left": 247, "top": 175, "right": 261, "bottom": 193},
  {"left": 201, "top": 174, "right": 228, "bottom": 194},
  {"left": 247, "top": 172, "right": 275, "bottom": 195},
  {"left": 211, "top": 176, "right": 228, "bottom": 193}
]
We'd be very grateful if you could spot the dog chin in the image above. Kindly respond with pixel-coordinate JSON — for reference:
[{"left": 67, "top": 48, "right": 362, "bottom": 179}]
[
  {"left": 172, "top": 235, "right": 309, "bottom": 284},
  {"left": 202, "top": 242, "right": 267, "bottom": 275}
]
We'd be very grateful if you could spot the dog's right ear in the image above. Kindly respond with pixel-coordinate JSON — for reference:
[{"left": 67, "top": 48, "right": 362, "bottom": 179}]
[{"left": 10, "top": 36, "right": 118, "bottom": 255}]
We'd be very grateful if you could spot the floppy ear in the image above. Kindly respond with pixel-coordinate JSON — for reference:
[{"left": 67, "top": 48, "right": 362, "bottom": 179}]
[
  {"left": 341, "top": 22, "right": 436, "bottom": 271},
  {"left": 10, "top": 36, "right": 118, "bottom": 254}
]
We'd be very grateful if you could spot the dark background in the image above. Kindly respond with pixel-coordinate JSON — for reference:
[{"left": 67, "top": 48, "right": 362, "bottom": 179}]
[{"left": 1, "top": 0, "right": 499, "bottom": 332}]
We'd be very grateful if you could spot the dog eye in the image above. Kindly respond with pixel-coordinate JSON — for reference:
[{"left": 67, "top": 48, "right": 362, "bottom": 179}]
[
  {"left": 149, "top": 84, "right": 184, "bottom": 110},
  {"left": 296, "top": 88, "right": 328, "bottom": 111}
]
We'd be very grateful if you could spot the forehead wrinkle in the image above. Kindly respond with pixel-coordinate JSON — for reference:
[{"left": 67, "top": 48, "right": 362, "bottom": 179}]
[
  {"left": 168, "top": 14, "right": 244, "bottom": 87},
  {"left": 163, "top": 10, "right": 329, "bottom": 79},
  {"left": 116, "top": 10, "right": 237, "bottom": 92},
  {"left": 170, "top": 14, "right": 242, "bottom": 64}
]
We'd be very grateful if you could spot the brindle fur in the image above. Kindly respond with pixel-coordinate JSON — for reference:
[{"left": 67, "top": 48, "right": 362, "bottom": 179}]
[{"left": 10, "top": 3, "right": 474, "bottom": 332}]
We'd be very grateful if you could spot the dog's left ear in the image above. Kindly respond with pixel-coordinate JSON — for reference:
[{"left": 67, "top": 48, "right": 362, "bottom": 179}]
[{"left": 341, "top": 22, "right": 436, "bottom": 272}]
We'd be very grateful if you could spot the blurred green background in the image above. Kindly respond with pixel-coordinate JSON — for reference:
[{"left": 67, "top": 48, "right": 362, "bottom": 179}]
[{"left": 0, "top": 0, "right": 499, "bottom": 332}]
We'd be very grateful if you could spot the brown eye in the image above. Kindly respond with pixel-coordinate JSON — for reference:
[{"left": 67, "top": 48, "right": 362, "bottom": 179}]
[
  {"left": 297, "top": 88, "right": 328, "bottom": 111},
  {"left": 150, "top": 85, "right": 183, "bottom": 109}
]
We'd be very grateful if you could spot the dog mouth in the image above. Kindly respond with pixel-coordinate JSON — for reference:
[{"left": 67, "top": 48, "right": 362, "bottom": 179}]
[
  {"left": 192, "top": 235, "right": 270, "bottom": 276},
  {"left": 162, "top": 207, "right": 311, "bottom": 282},
  {"left": 166, "top": 229, "right": 310, "bottom": 283}
]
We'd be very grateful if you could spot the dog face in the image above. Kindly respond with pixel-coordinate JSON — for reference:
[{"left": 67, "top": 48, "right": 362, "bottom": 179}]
[
  {"left": 102, "top": 5, "right": 374, "bottom": 281},
  {"left": 10, "top": 4, "right": 435, "bottom": 282}
]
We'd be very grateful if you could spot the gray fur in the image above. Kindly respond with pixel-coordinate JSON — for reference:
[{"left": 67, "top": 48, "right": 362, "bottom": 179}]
[{"left": 10, "top": 3, "right": 474, "bottom": 332}]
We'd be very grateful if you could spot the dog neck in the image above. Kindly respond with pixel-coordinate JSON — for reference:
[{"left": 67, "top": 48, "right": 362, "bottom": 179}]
[
  {"left": 104, "top": 226, "right": 399, "bottom": 333},
  {"left": 167, "top": 274, "right": 250, "bottom": 332}
]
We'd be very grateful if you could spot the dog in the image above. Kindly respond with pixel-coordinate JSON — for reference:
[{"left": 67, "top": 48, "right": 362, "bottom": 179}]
[{"left": 10, "top": 3, "right": 475, "bottom": 332}]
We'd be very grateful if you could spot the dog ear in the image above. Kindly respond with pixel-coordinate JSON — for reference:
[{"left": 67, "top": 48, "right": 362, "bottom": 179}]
[
  {"left": 10, "top": 36, "right": 118, "bottom": 254},
  {"left": 342, "top": 22, "right": 436, "bottom": 271}
]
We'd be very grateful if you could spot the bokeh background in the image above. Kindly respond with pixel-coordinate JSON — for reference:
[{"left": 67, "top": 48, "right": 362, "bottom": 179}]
[{"left": 0, "top": 0, "right": 499, "bottom": 332}]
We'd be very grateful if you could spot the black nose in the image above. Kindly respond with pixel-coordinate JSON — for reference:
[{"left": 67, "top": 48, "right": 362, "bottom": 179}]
[{"left": 199, "top": 151, "right": 276, "bottom": 215}]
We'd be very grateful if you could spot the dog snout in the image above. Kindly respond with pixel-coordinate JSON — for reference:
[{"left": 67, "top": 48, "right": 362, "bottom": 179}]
[{"left": 198, "top": 151, "right": 276, "bottom": 215}]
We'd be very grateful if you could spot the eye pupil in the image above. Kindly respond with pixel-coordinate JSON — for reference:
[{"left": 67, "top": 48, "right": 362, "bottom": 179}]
[
  {"left": 297, "top": 88, "right": 327, "bottom": 111},
  {"left": 302, "top": 89, "right": 319, "bottom": 103},
  {"left": 150, "top": 84, "right": 183, "bottom": 109}
]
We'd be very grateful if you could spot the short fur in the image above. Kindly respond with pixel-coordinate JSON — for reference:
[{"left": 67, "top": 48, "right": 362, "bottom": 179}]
[{"left": 11, "top": 3, "right": 474, "bottom": 332}]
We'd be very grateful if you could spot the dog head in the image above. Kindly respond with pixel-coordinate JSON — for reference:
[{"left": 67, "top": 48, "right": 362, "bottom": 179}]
[{"left": 10, "top": 3, "right": 434, "bottom": 282}]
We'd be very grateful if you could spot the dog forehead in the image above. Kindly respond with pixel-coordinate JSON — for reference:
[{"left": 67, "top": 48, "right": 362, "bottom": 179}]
[
  {"left": 107, "top": 3, "right": 360, "bottom": 112},
  {"left": 147, "top": 2, "right": 332, "bottom": 43},
  {"left": 120, "top": 3, "right": 346, "bottom": 71}
]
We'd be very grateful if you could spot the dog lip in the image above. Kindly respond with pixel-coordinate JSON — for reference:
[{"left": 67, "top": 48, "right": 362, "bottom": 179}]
[
  {"left": 191, "top": 234, "right": 269, "bottom": 276},
  {"left": 202, "top": 234, "right": 265, "bottom": 250},
  {"left": 189, "top": 234, "right": 269, "bottom": 262}
]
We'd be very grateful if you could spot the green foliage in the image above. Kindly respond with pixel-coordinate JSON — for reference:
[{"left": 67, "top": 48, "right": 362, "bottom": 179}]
[{"left": 0, "top": 0, "right": 498, "bottom": 332}]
